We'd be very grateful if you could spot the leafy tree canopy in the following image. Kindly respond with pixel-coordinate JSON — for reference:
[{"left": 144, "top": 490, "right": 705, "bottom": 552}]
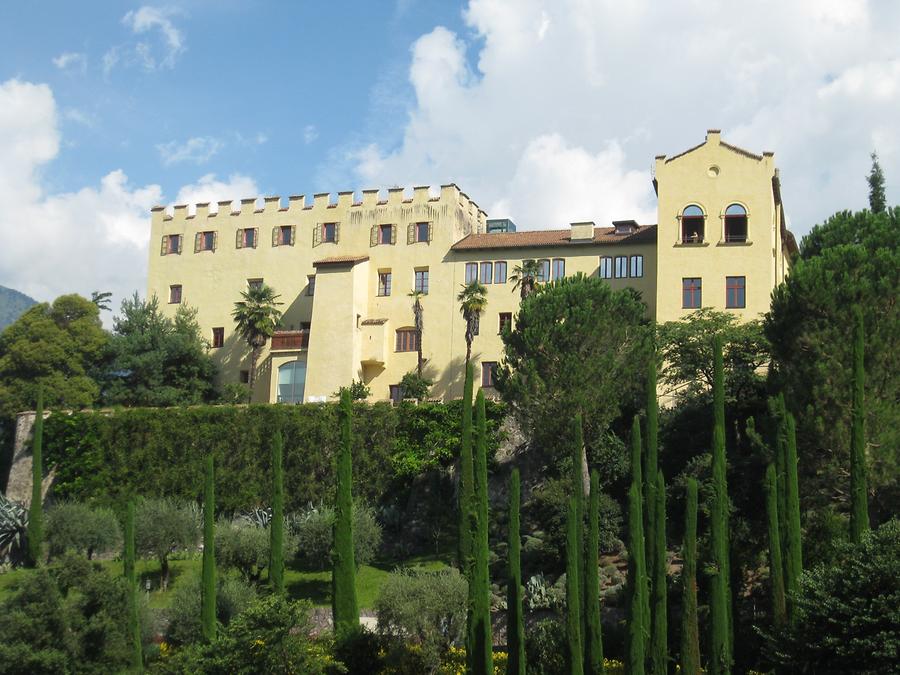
[
  {"left": 496, "top": 273, "right": 651, "bottom": 468},
  {"left": 103, "top": 293, "right": 217, "bottom": 407},
  {"left": 0, "top": 294, "right": 108, "bottom": 417}
]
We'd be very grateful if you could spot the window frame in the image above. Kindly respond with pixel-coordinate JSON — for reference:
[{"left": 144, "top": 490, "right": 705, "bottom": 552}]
[
  {"left": 629, "top": 255, "right": 644, "bottom": 278},
  {"left": 494, "top": 261, "right": 507, "bottom": 284},
  {"left": 395, "top": 328, "right": 419, "bottom": 352},
  {"left": 169, "top": 284, "right": 182, "bottom": 304},
  {"left": 480, "top": 261, "right": 493, "bottom": 284},
  {"left": 537, "top": 259, "right": 550, "bottom": 283},
  {"left": 725, "top": 275, "right": 746, "bottom": 308},
  {"left": 599, "top": 256, "right": 613, "bottom": 279},
  {"left": 200, "top": 231, "right": 216, "bottom": 252},
  {"left": 212, "top": 327, "right": 224, "bottom": 348},
  {"left": 680, "top": 205, "right": 705, "bottom": 244},
  {"left": 165, "top": 234, "right": 181, "bottom": 255},
  {"left": 498, "top": 312, "right": 512, "bottom": 334},
  {"left": 552, "top": 258, "right": 565, "bottom": 280},
  {"left": 379, "top": 224, "right": 393, "bottom": 245},
  {"left": 724, "top": 204, "right": 748, "bottom": 243},
  {"left": 465, "top": 262, "right": 478, "bottom": 284},
  {"left": 682, "top": 277, "right": 702, "bottom": 309},
  {"left": 322, "top": 222, "right": 337, "bottom": 243},
  {"left": 416, "top": 221, "right": 430, "bottom": 243},
  {"left": 614, "top": 255, "right": 628, "bottom": 278},
  {"left": 247, "top": 278, "right": 263, "bottom": 291},
  {"left": 481, "top": 361, "right": 498, "bottom": 388},
  {"left": 242, "top": 228, "right": 256, "bottom": 249},
  {"left": 378, "top": 271, "right": 392, "bottom": 297},
  {"left": 414, "top": 268, "right": 429, "bottom": 295}
]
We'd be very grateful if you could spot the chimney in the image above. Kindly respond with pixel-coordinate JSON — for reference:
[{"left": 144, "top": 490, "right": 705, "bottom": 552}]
[
  {"left": 612, "top": 219, "right": 639, "bottom": 235},
  {"left": 570, "top": 221, "right": 595, "bottom": 241},
  {"left": 706, "top": 129, "right": 722, "bottom": 145}
]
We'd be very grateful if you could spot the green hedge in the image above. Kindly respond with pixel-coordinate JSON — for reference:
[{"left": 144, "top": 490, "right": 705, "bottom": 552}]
[{"left": 42, "top": 400, "right": 505, "bottom": 513}]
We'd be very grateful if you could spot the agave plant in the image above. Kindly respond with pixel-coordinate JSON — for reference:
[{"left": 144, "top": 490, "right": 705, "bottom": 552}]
[
  {"left": 0, "top": 494, "right": 28, "bottom": 566},
  {"left": 240, "top": 507, "right": 272, "bottom": 529}
]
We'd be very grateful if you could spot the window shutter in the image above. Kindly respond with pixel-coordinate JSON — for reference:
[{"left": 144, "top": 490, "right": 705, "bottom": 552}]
[
  {"left": 290, "top": 225, "right": 296, "bottom": 246},
  {"left": 212, "top": 231, "right": 218, "bottom": 251},
  {"left": 407, "top": 223, "right": 415, "bottom": 244},
  {"left": 370, "top": 225, "right": 378, "bottom": 247},
  {"left": 235, "top": 229, "right": 243, "bottom": 249},
  {"left": 313, "top": 224, "right": 322, "bottom": 247},
  {"left": 272, "top": 226, "right": 279, "bottom": 247},
  {"left": 253, "top": 228, "right": 259, "bottom": 248},
  {"left": 428, "top": 223, "right": 434, "bottom": 243},
  {"left": 161, "top": 235, "right": 168, "bottom": 256},
  {"left": 334, "top": 223, "right": 340, "bottom": 243},
  {"left": 391, "top": 225, "right": 397, "bottom": 244},
  {"left": 177, "top": 236, "right": 183, "bottom": 254},
  {"left": 194, "top": 232, "right": 201, "bottom": 253}
]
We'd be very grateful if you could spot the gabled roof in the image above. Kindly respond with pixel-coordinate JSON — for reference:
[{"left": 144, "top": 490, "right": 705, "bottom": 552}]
[{"left": 451, "top": 225, "right": 657, "bottom": 251}]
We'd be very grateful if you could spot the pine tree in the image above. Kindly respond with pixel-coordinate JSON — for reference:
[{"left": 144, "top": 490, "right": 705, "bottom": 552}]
[
  {"left": 458, "top": 362, "right": 475, "bottom": 573},
  {"left": 507, "top": 469, "right": 525, "bottom": 675},
  {"left": 770, "top": 396, "right": 789, "bottom": 586},
  {"left": 584, "top": 470, "right": 604, "bottom": 675},
  {"left": 783, "top": 411, "right": 803, "bottom": 614},
  {"left": 680, "top": 479, "right": 701, "bottom": 675},
  {"left": 567, "top": 494, "right": 584, "bottom": 675},
  {"left": 709, "top": 335, "right": 732, "bottom": 675},
  {"left": 201, "top": 454, "right": 216, "bottom": 643},
  {"left": 764, "top": 464, "right": 787, "bottom": 629},
  {"left": 333, "top": 389, "right": 359, "bottom": 633},
  {"left": 644, "top": 358, "right": 658, "bottom": 618},
  {"left": 649, "top": 470, "right": 667, "bottom": 675},
  {"left": 26, "top": 388, "right": 44, "bottom": 567},
  {"left": 468, "top": 390, "right": 493, "bottom": 674},
  {"left": 867, "top": 151, "right": 887, "bottom": 214},
  {"left": 849, "top": 305, "right": 870, "bottom": 543},
  {"left": 572, "top": 414, "right": 586, "bottom": 641},
  {"left": 125, "top": 499, "right": 143, "bottom": 671},
  {"left": 626, "top": 416, "right": 649, "bottom": 674},
  {"left": 270, "top": 430, "right": 285, "bottom": 594}
]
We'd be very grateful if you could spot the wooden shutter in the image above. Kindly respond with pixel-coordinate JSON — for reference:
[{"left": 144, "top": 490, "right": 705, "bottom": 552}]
[
  {"left": 370, "top": 225, "right": 378, "bottom": 247},
  {"left": 334, "top": 223, "right": 340, "bottom": 243},
  {"left": 313, "top": 223, "right": 322, "bottom": 247},
  {"left": 427, "top": 223, "right": 434, "bottom": 243},
  {"left": 391, "top": 225, "right": 397, "bottom": 244},
  {"left": 235, "top": 229, "right": 243, "bottom": 249},
  {"left": 407, "top": 223, "right": 415, "bottom": 244},
  {"left": 194, "top": 232, "right": 201, "bottom": 253},
  {"left": 212, "top": 231, "right": 218, "bottom": 251},
  {"left": 161, "top": 235, "right": 168, "bottom": 256},
  {"left": 272, "top": 226, "right": 280, "bottom": 247},
  {"left": 290, "top": 225, "right": 296, "bottom": 246},
  {"left": 252, "top": 228, "right": 259, "bottom": 249},
  {"left": 176, "top": 236, "right": 183, "bottom": 254}
]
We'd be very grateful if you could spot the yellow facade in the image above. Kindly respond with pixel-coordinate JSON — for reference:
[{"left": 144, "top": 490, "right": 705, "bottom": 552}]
[{"left": 146, "top": 131, "right": 795, "bottom": 403}]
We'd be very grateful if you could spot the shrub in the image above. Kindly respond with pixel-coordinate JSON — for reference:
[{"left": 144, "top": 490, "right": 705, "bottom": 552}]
[
  {"left": 398, "top": 371, "right": 432, "bottom": 401},
  {"left": 164, "top": 573, "right": 257, "bottom": 646},
  {"left": 524, "top": 572, "right": 566, "bottom": 612},
  {"left": 375, "top": 568, "right": 467, "bottom": 670},
  {"left": 334, "top": 379, "right": 371, "bottom": 401},
  {"left": 45, "top": 501, "right": 121, "bottom": 560},
  {"left": 135, "top": 497, "right": 198, "bottom": 590},
  {"left": 290, "top": 501, "right": 382, "bottom": 570},
  {"left": 0, "top": 494, "right": 28, "bottom": 567},
  {"left": 525, "top": 617, "right": 568, "bottom": 675},
  {"left": 215, "top": 517, "right": 297, "bottom": 583}
]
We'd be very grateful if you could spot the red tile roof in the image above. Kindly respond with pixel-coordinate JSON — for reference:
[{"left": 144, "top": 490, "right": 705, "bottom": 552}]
[
  {"left": 313, "top": 255, "right": 370, "bottom": 267},
  {"left": 450, "top": 225, "right": 657, "bottom": 251}
]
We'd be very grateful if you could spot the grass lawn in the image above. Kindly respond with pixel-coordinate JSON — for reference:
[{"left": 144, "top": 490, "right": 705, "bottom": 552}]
[{"left": 0, "top": 552, "right": 450, "bottom": 611}]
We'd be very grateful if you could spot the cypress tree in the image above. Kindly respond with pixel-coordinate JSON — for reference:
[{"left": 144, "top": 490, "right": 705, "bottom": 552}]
[
  {"left": 26, "top": 388, "right": 44, "bottom": 567},
  {"left": 764, "top": 464, "right": 787, "bottom": 629},
  {"left": 333, "top": 389, "right": 359, "bottom": 633},
  {"left": 507, "top": 469, "right": 525, "bottom": 675},
  {"left": 867, "top": 151, "right": 887, "bottom": 214},
  {"left": 644, "top": 358, "right": 658, "bottom": 613},
  {"left": 584, "top": 470, "right": 604, "bottom": 675},
  {"left": 270, "top": 430, "right": 285, "bottom": 594},
  {"left": 626, "top": 416, "right": 649, "bottom": 674},
  {"left": 125, "top": 499, "right": 143, "bottom": 672},
  {"left": 709, "top": 335, "right": 732, "bottom": 675},
  {"left": 680, "top": 479, "right": 701, "bottom": 675},
  {"left": 567, "top": 494, "right": 584, "bottom": 675},
  {"left": 572, "top": 414, "right": 586, "bottom": 641},
  {"left": 458, "top": 362, "right": 475, "bottom": 573},
  {"left": 468, "top": 390, "right": 493, "bottom": 674},
  {"left": 783, "top": 411, "right": 803, "bottom": 612},
  {"left": 849, "top": 305, "right": 869, "bottom": 542},
  {"left": 201, "top": 454, "right": 216, "bottom": 643},
  {"left": 649, "top": 470, "right": 667, "bottom": 675},
  {"left": 770, "top": 395, "right": 789, "bottom": 585}
]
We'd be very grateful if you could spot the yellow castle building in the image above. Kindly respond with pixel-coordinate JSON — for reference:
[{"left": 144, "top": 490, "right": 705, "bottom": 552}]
[{"left": 147, "top": 130, "right": 796, "bottom": 404}]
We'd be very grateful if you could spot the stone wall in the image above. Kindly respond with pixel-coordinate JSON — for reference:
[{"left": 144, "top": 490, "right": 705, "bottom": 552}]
[{"left": 4, "top": 411, "right": 54, "bottom": 505}]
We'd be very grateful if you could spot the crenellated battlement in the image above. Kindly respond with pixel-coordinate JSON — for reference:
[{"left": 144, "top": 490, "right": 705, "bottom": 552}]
[{"left": 151, "top": 183, "right": 487, "bottom": 227}]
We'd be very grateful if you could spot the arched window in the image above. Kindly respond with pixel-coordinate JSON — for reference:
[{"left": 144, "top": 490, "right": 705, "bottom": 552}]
[
  {"left": 681, "top": 205, "right": 705, "bottom": 244},
  {"left": 277, "top": 361, "right": 306, "bottom": 404},
  {"left": 724, "top": 203, "right": 748, "bottom": 242}
]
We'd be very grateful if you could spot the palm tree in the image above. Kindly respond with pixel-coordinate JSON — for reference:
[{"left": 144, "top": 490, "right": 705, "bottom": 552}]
[
  {"left": 232, "top": 284, "right": 283, "bottom": 401},
  {"left": 457, "top": 280, "right": 488, "bottom": 368},
  {"left": 408, "top": 290, "right": 425, "bottom": 377},
  {"left": 509, "top": 260, "right": 542, "bottom": 300}
]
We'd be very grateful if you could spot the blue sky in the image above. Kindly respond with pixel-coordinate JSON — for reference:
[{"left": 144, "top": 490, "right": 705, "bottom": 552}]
[{"left": 1, "top": 1, "right": 899, "bottom": 309}]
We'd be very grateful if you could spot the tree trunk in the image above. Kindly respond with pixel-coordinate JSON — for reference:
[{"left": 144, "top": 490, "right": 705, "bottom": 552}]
[{"left": 248, "top": 345, "right": 260, "bottom": 403}]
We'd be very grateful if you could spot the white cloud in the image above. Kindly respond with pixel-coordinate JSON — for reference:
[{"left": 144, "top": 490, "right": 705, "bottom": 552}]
[
  {"left": 52, "top": 52, "right": 87, "bottom": 73},
  {"left": 303, "top": 125, "right": 319, "bottom": 144},
  {"left": 122, "top": 6, "right": 185, "bottom": 70},
  {"left": 157, "top": 136, "right": 223, "bottom": 165},
  {"left": 342, "top": 0, "right": 900, "bottom": 235},
  {"left": 174, "top": 173, "right": 260, "bottom": 214}
]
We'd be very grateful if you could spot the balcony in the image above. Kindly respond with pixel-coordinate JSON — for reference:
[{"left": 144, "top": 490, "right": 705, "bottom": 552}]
[{"left": 270, "top": 330, "right": 309, "bottom": 351}]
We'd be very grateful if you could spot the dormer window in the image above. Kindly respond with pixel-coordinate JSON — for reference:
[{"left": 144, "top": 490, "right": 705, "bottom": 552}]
[
  {"left": 681, "top": 205, "right": 705, "bottom": 244},
  {"left": 724, "top": 204, "right": 748, "bottom": 243}
]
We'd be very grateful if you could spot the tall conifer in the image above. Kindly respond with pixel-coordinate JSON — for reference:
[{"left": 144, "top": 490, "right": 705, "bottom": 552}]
[
  {"left": 458, "top": 362, "right": 475, "bottom": 572},
  {"left": 849, "top": 305, "right": 870, "bottom": 542},
  {"left": 584, "top": 470, "right": 604, "bottom": 675},
  {"left": 626, "top": 480, "right": 647, "bottom": 675},
  {"left": 764, "top": 464, "right": 787, "bottom": 629},
  {"left": 125, "top": 499, "right": 143, "bottom": 671},
  {"left": 644, "top": 358, "right": 658, "bottom": 612},
  {"left": 572, "top": 414, "right": 586, "bottom": 640},
  {"left": 270, "top": 430, "right": 285, "bottom": 594},
  {"left": 26, "top": 388, "right": 44, "bottom": 567},
  {"left": 201, "top": 454, "right": 216, "bottom": 642},
  {"left": 507, "top": 469, "right": 525, "bottom": 675},
  {"left": 709, "top": 336, "right": 732, "bottom": 675},
  {"left": 468, "top": 390, "right": 493, "bottom": 674},
  {"left": 783, "top": 411, "right": 803, "bottom": 613},
  {"left": 567, "top": 494, "right": 584, "bottom": 675},
  {"left": 680, "top": 479, "right": 701, "bottom": 675},
  {"left": 649, "top": 470, "right": 667, "bottom": 675},
  {"left": 333, "top": 389, "right": 359, "bottom": 633}
]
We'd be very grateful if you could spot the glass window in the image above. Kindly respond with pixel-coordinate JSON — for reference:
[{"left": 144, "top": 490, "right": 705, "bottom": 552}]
[
  {"left": 681, "top": 205, "right": 705, "bottom": 243},
  {"left": 242, "top": 229, "right": 255, "bottom": 248},
  {"left": 169, "top": 284, "right": 182, "bottom": 304},
  {"left": 307, "top": 275, "right": 315, "bottom": 296},
  {"left": 465, "top": 262, "right": 478, "bottom": 283},
  {"left": 248, "top": 278, "right": 263, "bottom": 291},
  {"left": 724, "top": 204, "right": 748, "bottom": 242},
  {"left": 378, "top": 271, "right": 392, "bottom": 297},
  {"left": 416, "top": 222, "right": 430, "bottom": 243},
  {"left": 494, "top": 261, "right": 507, "bottom": 284},
  {"left": 726, "top": 276, "right": 746, "bottom": 308},
  {"left": 279, "top": 225, "right": 293, "bottom": 246},
  {"left": 537, "top": 259, "right": 550, "bottom": 282},
  {"left": 683, "top": 277, "right": 702, "bottom": 309},
  {"left": 395, "top": 328, "right": 418, "bottom": 352},
  {"left": 499, "top": 312, "right": 512, "bottom": 333},
  {"left": 389, "top": 384, "right": 402, "bottom": 405},
  {"left": 212, "top": 327, "right": 224, "bottom": 348},
  {"left": 599, "top": 256, "right": 613, "bottom": 279},
  {"left": 201, "top": 231, "right": 215, "bottom": 251},
  {"left": 277, "top": 361, "right": 306, "bottom": 404},
  {"left": 614, "top": 256, "right": 628, "bottom": 278},
  {"left": 481, "top": 362, "right": 497, "bottom": 388},
  {"left": 552, "top": 258, "right": 565, "bottom": 280},
  {"left": 379, "top": 224, "right": 393, "bottom": 245},
  {"left": 630, "top": 255, "right": 644, "bottom": 278},
  {"left": 167, "top": 234, "right": 181, "bottom": 254},
  {"left": 480, "top": 262, "right": 493, "bottom": 284},
  {"left": 414, "top": 269, "right": 429, "bottom": 294},
  {"left": 322, "top": 222, "right": 336, "bottom": 242}
]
